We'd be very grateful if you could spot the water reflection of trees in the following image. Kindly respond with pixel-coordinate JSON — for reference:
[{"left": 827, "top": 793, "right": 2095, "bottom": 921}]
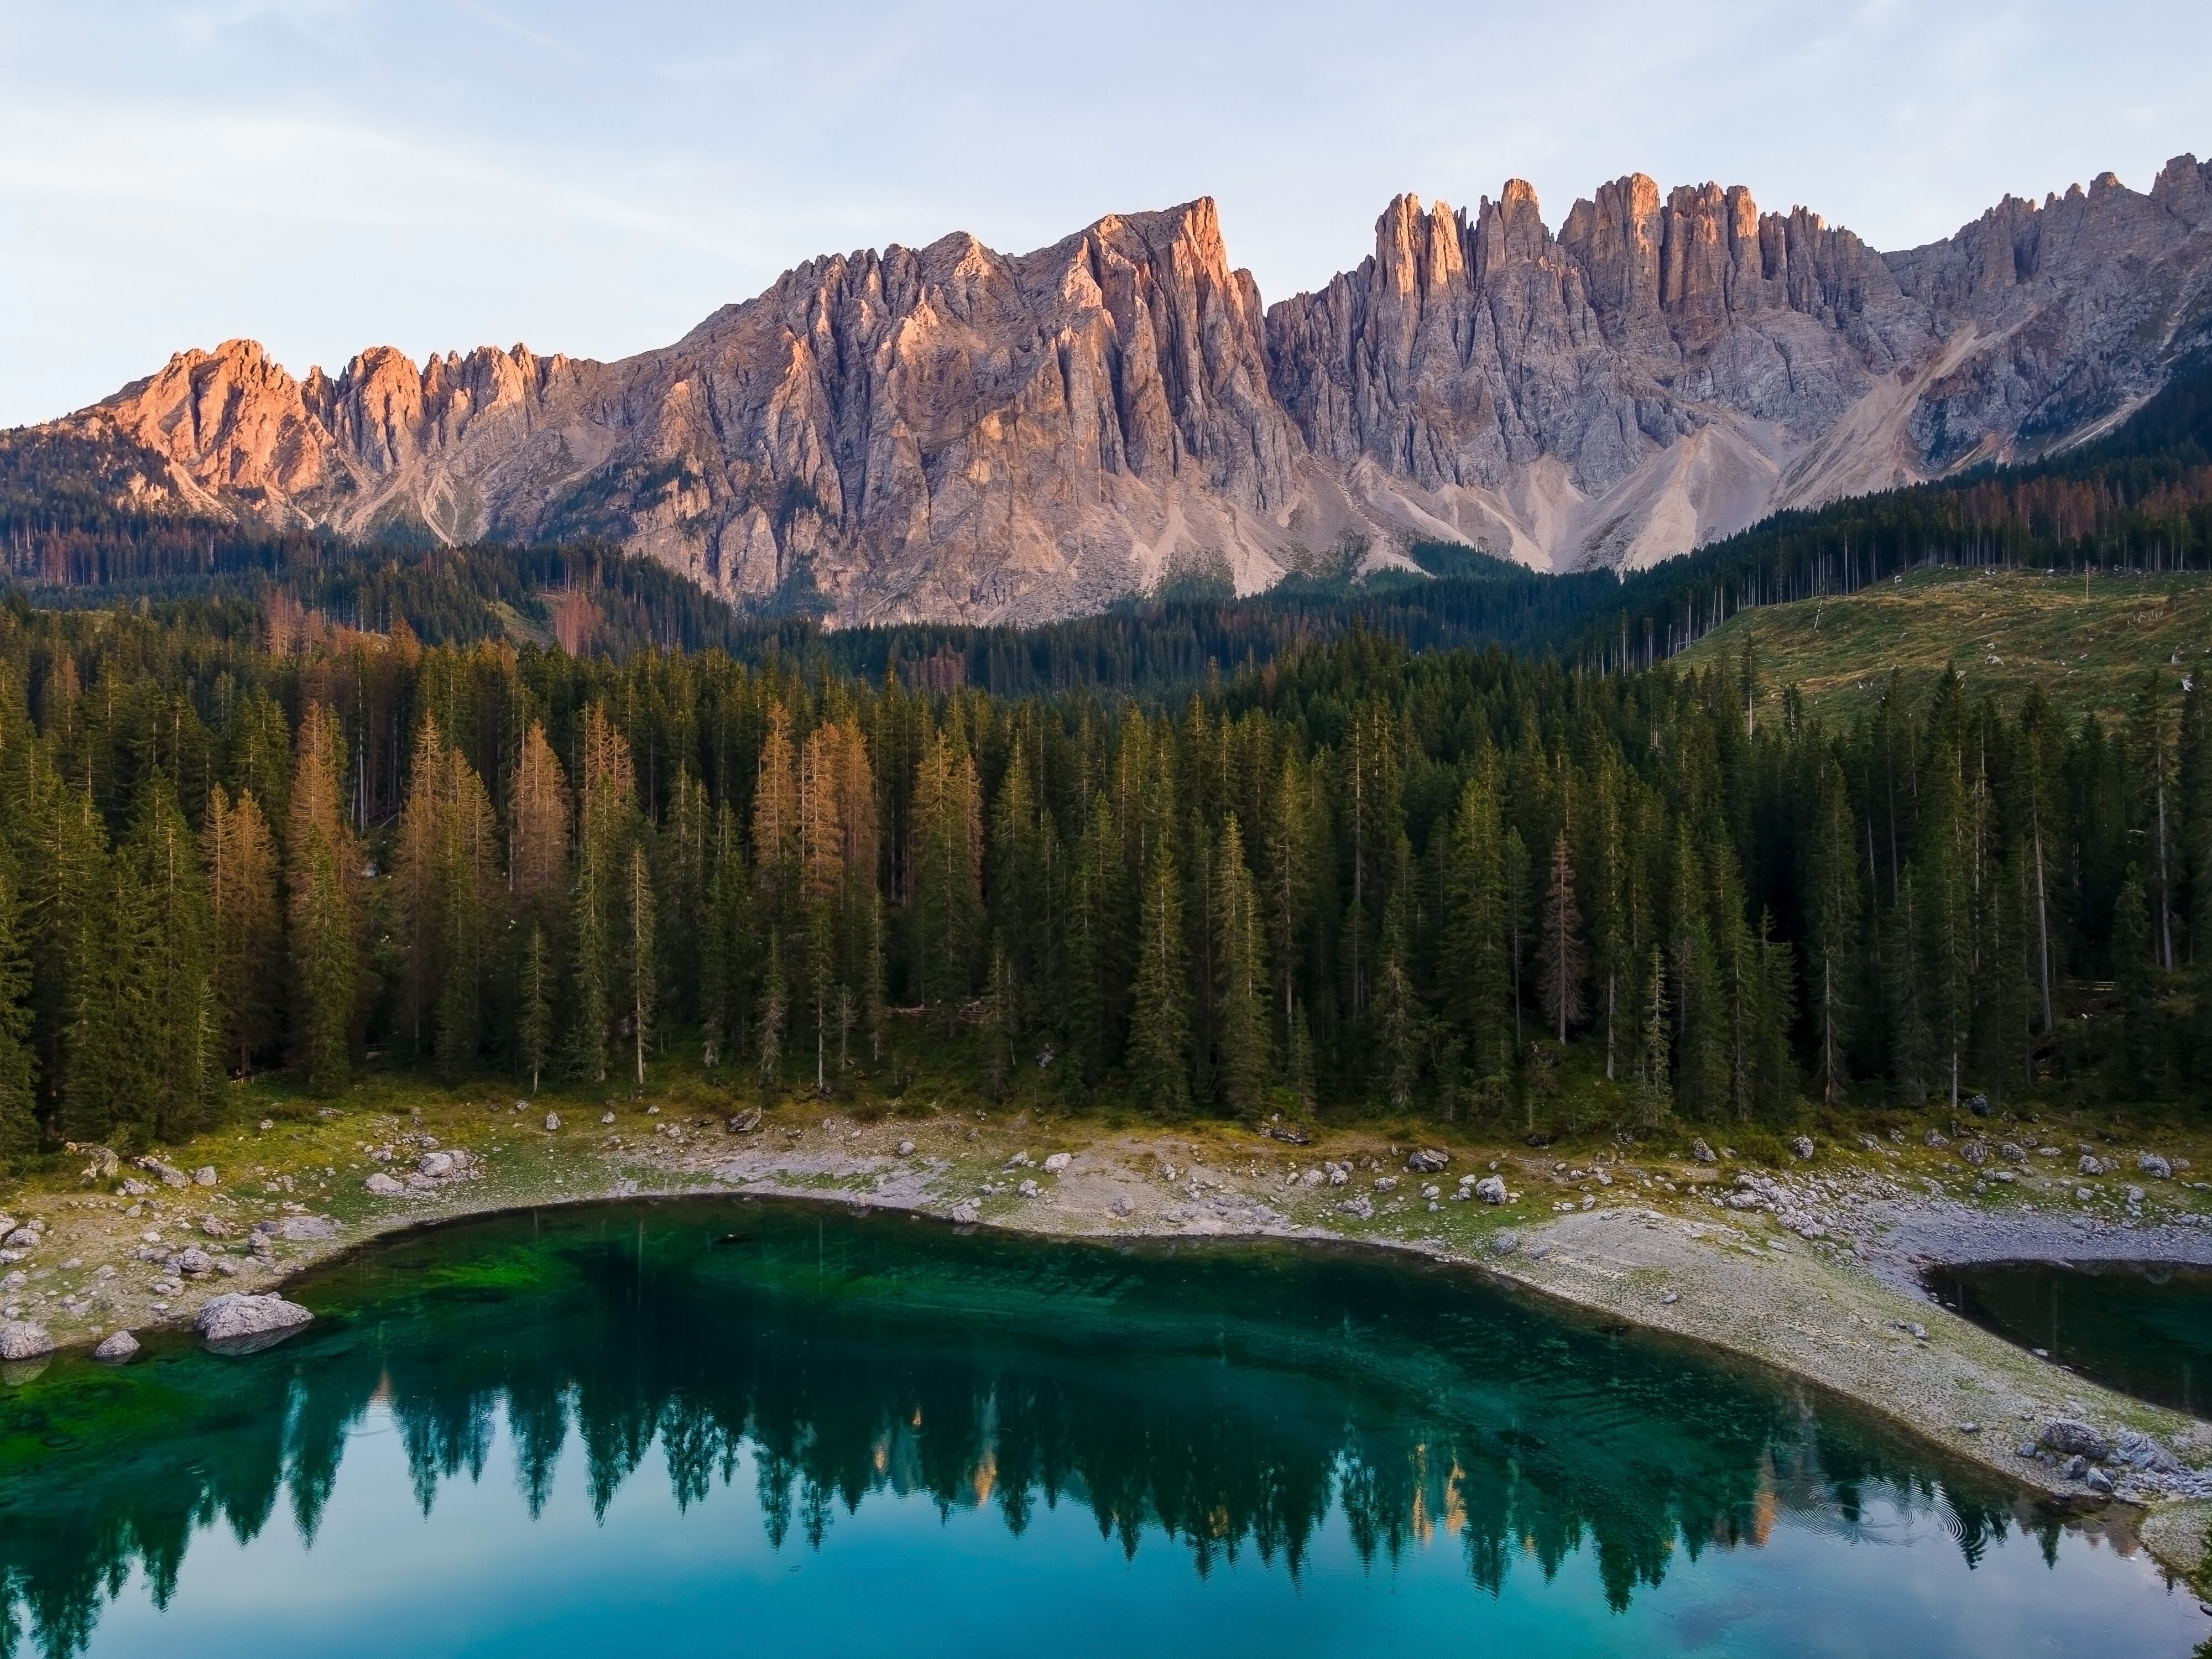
[{"left": 0, "top": 1205, "right": 2036, "bottom": 1656}]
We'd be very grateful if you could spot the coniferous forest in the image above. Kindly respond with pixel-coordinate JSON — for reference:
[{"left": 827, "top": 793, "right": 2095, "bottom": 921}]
[{"left": 0, "top": 576, "right": 2204, "bottom": 1167}]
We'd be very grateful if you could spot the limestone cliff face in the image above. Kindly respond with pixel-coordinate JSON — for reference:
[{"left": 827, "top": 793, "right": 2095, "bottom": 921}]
[
  {"left": 1264, "top": 158, "right": 2212, "bottom": 569},
  {"left": 41, "top": 160, "right": 2212, "bottom": 616}
]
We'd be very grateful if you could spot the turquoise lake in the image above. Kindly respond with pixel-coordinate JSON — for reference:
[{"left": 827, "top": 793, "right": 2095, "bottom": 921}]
[{"left": 0, "top": 1199, "right": 2203, "bottom": 1656}]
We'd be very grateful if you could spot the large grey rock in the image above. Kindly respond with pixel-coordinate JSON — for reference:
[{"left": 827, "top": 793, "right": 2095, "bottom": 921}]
[
  {"left": 1689, "top": 1139, "right": 1717, "bottom": 1164},
  {"left": 0, "top": 1322, "right": 53, "bottom": 1361},
  {"left": 1406, "top": 1148, "right": 1450, "bottom": 1174},
  {"left": 194, "top": 1293, "right": 314, "bottom": 1354},
  {"left": 364, "top": 1172, "right": 406, "bottom": 1196},
  {"left": 2139, "top": 1152, "right": 2173, "bottom": 1179},
  {"left": 2041, "top": 1419, "right": 2111, "bottom": 1462},
  {"left": 1474, "top": 1175, "right": 1509, "bottom": 1205},
  {"left": 92, "top": 1331, "right": 140, "bottom": 1363}
]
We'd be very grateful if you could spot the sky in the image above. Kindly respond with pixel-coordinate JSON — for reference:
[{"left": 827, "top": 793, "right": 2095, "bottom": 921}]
[{"left": 4, "top": 0, "right": 2209, "bottom": 428}]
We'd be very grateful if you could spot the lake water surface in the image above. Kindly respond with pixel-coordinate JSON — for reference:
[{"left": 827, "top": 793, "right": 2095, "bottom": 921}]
[
  {"left": 0, "top": 1199, "right": 2203, "bottom": 1657},
  {"left": 1928, "top": 1258, "right": 2212, "bottom": 1414}
]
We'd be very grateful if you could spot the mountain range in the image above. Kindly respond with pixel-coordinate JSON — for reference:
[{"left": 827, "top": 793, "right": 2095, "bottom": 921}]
[{"left": 28, "top": 155, "right": 2212, "bottom": 624}]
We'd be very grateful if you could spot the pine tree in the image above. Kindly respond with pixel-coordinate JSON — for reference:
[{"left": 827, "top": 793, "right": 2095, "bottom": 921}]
[
  {"left": 1213, "top": 816, "right": 1271, "bottom": 1119},
  {"left": 394, "top": 714, "right": 449, "bottom": 1053},
  {"left": 701, "top": 802, "right": 751, "bottom": 1071},
  {"left": 1503, "top": 826, "right": 1532, "bottom": 1048},
  {"left": 758, "top": 936, "right": 787, "bottom": 1101},
  {"left": 286, "top": 703, "right": 358, "bottom": 1095},
  {"left": 1804, "top": 760, "right": 1859, "bottom": 1103},
  {"left": 1129, "top": 838, "right": 1191, "bottom": 1113},
  {"left": 508, "top": 719, "right": 572, "bottom": 922},
  {"left": 433, "top": 744, "right": 499, "bottom": 1082},
  {"left": 1750, "top": 910, "right": 1798, "bottom": 1119},
  {"left": 1635, "top": 947, "right": 1672, "bottom": 1130},
  {"left": 1669, "top": 827, "right": 1725, "bottom": 1120},
  {"left": 984, "top": 931, "right": 1014, "bottom": 1101},
  {"left": 203, "top": 785, "right": 282, "bottom": 1076},
  {"left": 1067, "top": 789, "right": 1123, "bottom": 1083},
  {"left": 911, "top": 731, "right": 982, "bottom": 1031},
  {"left": 0, "top": 855, "right": 38, "bottom": 1164},
  {"left": 627, "top": 841, "right": 656, "bottom": 1088},
  {"left": 570, "top": 706, "right": 637, "bottom": 1084},
  {"left": 1535, "top": 830, "right": 1588, "bottom": 1044},
  {"left": 1371, "top": 879, "right": 1422, "bottom": 1111},
  {"left": 518, "top": 922, "right": 552, "bottom": 1096},
  {"left": 1917, "top": 735, "right": 1975, "bottom": 1110},
  {"left": 1885, "top": 867, "right": 1935, "bottom": 1100},
  {"left": 569, "top": 848, "right": 609, "bottom": 1084},
  {"left": 131, "top": 778, "right": 218, "bottom": 1140},
  {"left": 2114, "top": 866, "right": 2160, "bottom": 1087},
  {"left": 294, "top": 834, "right": 354, "bottom": 1096}
]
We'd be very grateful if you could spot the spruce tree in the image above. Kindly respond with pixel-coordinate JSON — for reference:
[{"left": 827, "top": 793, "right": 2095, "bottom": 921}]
[
  {"left": 1668, "top": 827, "right": 1725, "bottom": 1119},
  {"left": 518, "top": 923, "right": 552, "bottom": 1096},
  {"left": 286, "top": 703, "right": 359, "bottom": 1094},
  {"left": 1129, "top": 839, "right": 1191, "bottom": 1114},
  {"left": 628, "top": 841, "right": 656, "bottom": 1088},
  {"left": 1213, "top": 816, "right": 1271, "bottom": 1119},
  {"left": 1635, "top": 947, "right": 1672, "bottom": 1130},
  {"left": 204, "top": 785, "right": 282, "bottom": 1076},
  {"left": 294, "top": 836, "right": 354, "bottom": 1096},
  {"left": 508, "top": 719, "right": 572, "bottom": 924},
  {"left": 1371, "top": 881, "right": 1421, "bottom": 1112},
  {"left": 129, "top": 778, "right": 218, "bottom": 1140},
  {"left": 1804, "top": 760, "right": 1860, "bottom": 1103},
  {"left": 758, "top": 936, "right": 787, "bottom": 1101},
  {"left": 2114, "top": 867, "right": 2159, "bottom": 1087},
  {"left": 0, "top": 856, "right": 38, "bottom": 1164},
  {"left": 1535, "top": 830, "right": 1587, "bottom": 1045}
]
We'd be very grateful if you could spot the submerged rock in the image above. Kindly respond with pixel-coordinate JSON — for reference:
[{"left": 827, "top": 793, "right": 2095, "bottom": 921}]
[{"left": 194, "top": 1293, "right": 314, "bottom": 1354}]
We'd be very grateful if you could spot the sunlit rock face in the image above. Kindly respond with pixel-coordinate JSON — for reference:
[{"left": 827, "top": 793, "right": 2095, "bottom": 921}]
[{"left": 45, "top": 158, "right": 2212, "bottom": 617}]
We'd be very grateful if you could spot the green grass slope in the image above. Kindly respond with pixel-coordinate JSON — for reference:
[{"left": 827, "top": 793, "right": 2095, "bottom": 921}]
[{"left": 1676, "top": 566, "right": 2212, "bottom": 719}]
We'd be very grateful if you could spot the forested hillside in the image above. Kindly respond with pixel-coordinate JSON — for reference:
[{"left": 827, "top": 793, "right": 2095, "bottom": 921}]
[{"left": 0, "top": 586, "right": 2204, "bottom": 1166}]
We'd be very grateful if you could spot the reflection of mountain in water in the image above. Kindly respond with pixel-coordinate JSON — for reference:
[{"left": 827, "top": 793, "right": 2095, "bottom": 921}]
[{"left": 0, "top": 1202, "right": 2039, "bottom": 1655}]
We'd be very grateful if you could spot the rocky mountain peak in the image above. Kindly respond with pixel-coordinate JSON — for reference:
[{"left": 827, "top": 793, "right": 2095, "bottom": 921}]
[{"left": 35, "top": 159, "right": 2212, "bottom": 618}]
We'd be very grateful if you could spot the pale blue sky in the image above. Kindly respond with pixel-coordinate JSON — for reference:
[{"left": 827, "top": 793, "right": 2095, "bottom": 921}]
[{"left": 4, "top": 0, "right": 2208, "bottom": 427}]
